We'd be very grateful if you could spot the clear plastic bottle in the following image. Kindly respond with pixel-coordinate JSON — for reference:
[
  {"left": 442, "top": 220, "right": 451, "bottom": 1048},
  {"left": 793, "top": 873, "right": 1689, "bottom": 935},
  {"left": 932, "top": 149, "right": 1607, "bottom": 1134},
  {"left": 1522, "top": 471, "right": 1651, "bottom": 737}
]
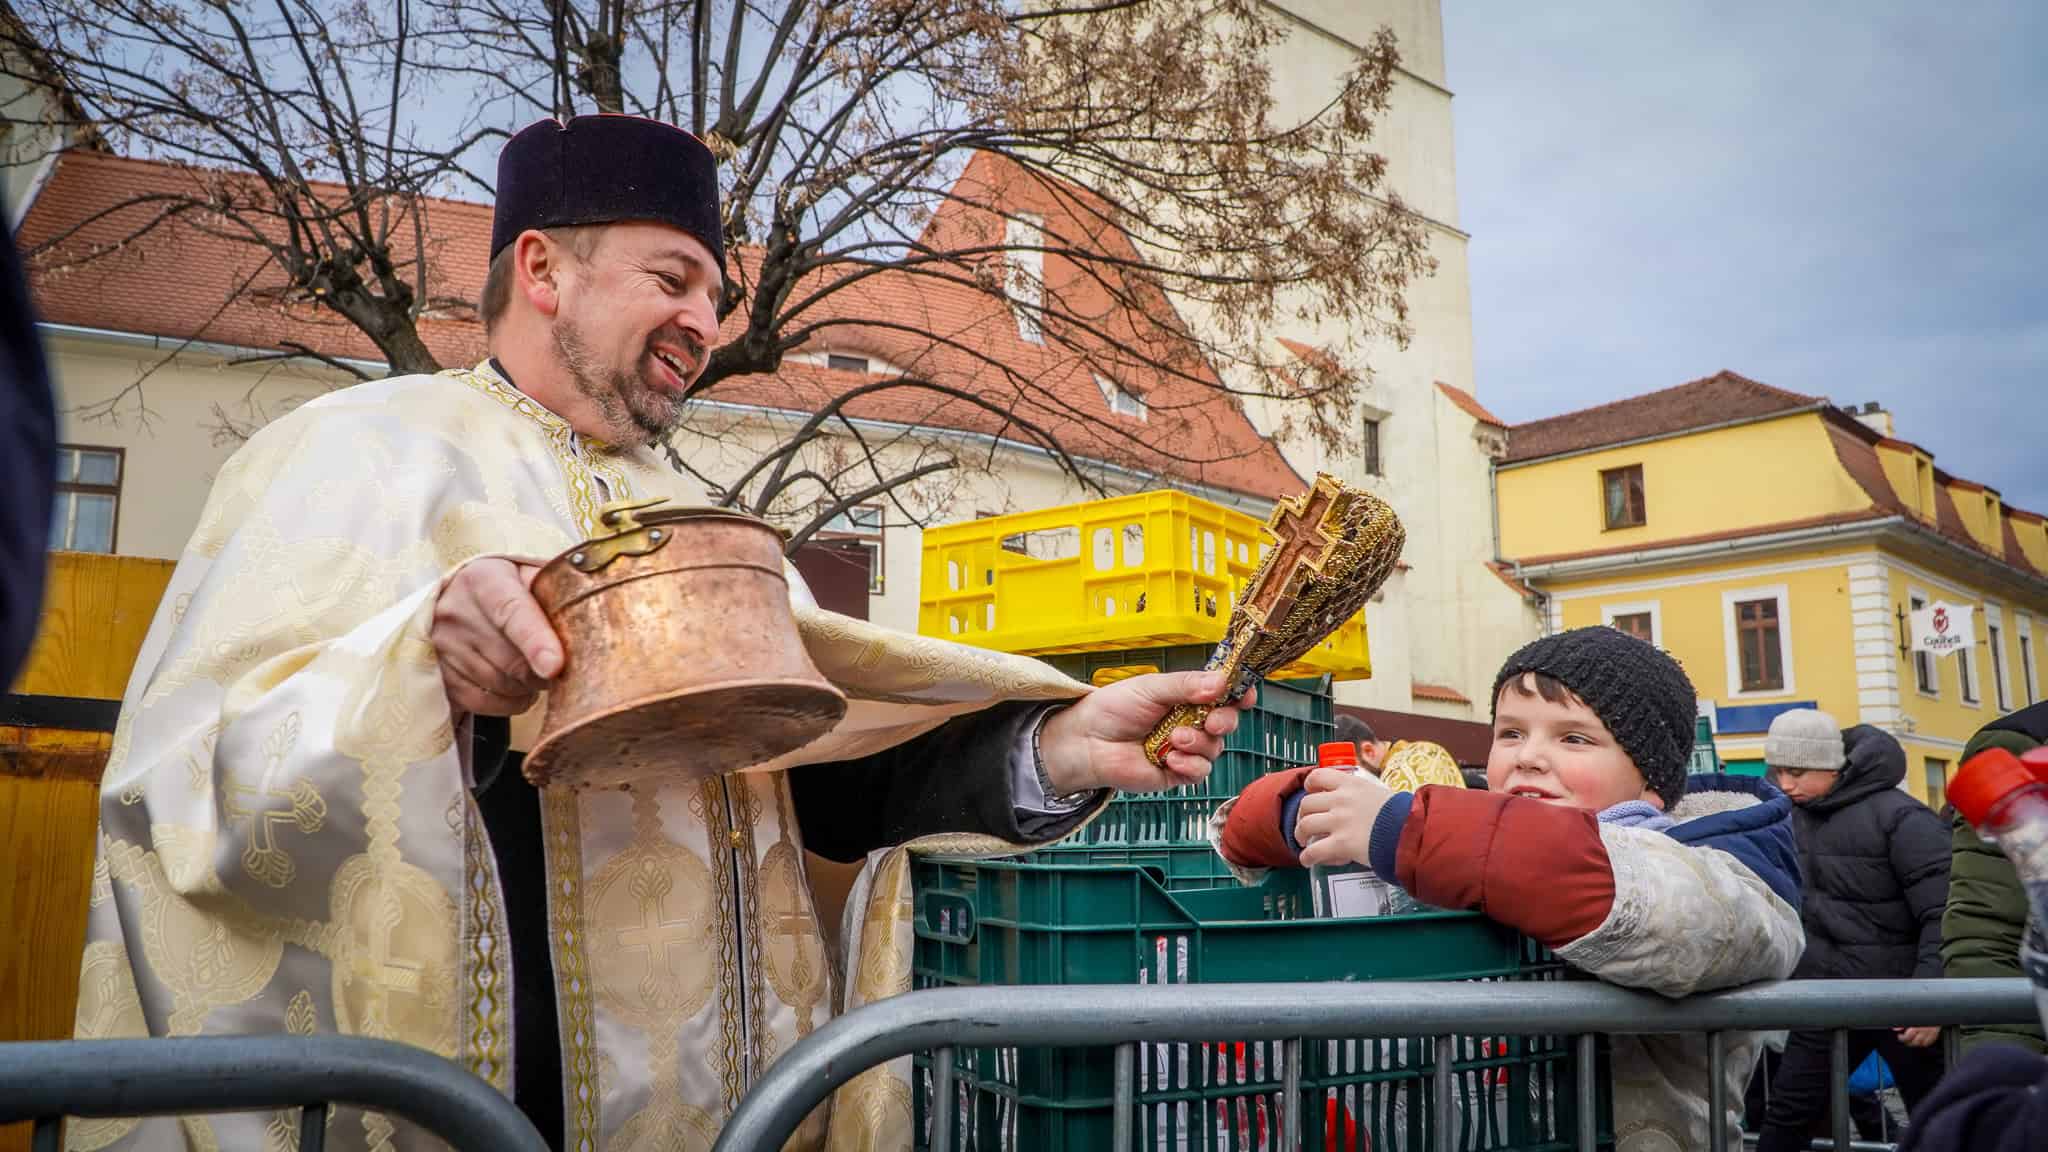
[
  {"left": 1305, "top": 741, "right": 1419, "bottom": 917},
  {"left": 1949, "top": 745, "right": 2048, "bottom": 1031}
]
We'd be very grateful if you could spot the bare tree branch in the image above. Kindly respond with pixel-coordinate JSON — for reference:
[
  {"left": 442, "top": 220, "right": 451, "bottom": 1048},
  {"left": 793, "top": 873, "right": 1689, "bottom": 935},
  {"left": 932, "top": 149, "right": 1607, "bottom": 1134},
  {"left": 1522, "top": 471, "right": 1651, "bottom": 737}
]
[{"left": 17, "top": 0, "right": 1433, "bottom": 541}]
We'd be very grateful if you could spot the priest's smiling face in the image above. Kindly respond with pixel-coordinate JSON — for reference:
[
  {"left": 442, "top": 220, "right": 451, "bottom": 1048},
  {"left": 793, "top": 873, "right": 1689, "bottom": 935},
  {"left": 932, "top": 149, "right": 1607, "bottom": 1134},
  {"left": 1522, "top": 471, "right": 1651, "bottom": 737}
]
[{"left": 548, "top": 220, "right": 724, "bottom": 445}]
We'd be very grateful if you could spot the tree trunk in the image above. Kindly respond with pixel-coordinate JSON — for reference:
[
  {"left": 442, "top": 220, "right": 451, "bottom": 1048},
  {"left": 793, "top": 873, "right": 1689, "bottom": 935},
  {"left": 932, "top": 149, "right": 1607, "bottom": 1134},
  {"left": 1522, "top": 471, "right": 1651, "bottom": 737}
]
[{"left": 374, "top": 321, "right": 442, "bottom": 376}]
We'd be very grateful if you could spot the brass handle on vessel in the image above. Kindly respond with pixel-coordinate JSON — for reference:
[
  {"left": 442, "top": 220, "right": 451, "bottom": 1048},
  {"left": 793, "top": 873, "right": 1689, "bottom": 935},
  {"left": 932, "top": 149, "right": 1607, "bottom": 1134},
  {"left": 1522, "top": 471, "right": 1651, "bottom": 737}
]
[{"left": 569, "top": 498, "right": 676, "bottom": 573}]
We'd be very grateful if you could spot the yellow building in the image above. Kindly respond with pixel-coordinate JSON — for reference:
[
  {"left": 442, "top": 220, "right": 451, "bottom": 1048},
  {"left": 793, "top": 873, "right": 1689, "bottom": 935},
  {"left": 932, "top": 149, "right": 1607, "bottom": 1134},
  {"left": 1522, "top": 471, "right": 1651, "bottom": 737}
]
[{"left": 1496, "top": 372, "right": 2048, "bottom": 803}]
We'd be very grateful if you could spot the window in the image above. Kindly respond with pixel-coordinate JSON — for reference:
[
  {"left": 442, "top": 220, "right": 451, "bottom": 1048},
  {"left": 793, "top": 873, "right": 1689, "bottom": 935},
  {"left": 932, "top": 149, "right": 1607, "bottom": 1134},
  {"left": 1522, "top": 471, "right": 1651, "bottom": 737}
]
[
  {"left": 817, "top": 503, "right": 885, "bottom": 594},
  {"left": 1603, "top": 601, "right": 1661, "bottom": 647},
  {"left": 1722, "top": 585, "right": 1793, "bottom": 697},
  {"left": 1004, "top": 213, "right": 1045, "bottom": 344},
  {"left": 1735, "top": 598, "right": 1784, "bottom": 691},
  {"left": 1094, "top": 374, "right": 1147, "bottom": 421},
  {"left": 1611, "top": 613, "right": 1654, "bottom": 644},
  {"left": 49, "top": 445, "right": 122, "bottom": 553},
  {"left": 1600, "top": 464, "right": 1645, "bottom": 530},
  {"left": 1959, "top": 639, "right": 1979, "bottom": 705},
  {"left": 1362, "top": 417, "right": 1382, "bottom": 477},
  {"left": 1990, "top": 621, "right": 2011, "bottom": 710},
  {"left": 826, "top": 353, "right": 869, "bottom": 374},
  {"left": 1911, "top": 592, "right": 1939, "bottom": 695},
  {"left": 1925, "top": 758, "right": 1949, "bottom": 810},
  {"left": 2022, "top": 620, "right": 2038, "bottom": 705}
]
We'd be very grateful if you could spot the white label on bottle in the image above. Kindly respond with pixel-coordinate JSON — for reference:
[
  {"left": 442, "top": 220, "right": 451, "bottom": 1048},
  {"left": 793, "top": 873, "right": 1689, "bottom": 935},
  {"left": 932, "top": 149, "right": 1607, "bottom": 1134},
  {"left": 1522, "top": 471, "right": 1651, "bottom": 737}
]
[{"left": 1323, "top": 868, "right": 1393, "bottom": 918}]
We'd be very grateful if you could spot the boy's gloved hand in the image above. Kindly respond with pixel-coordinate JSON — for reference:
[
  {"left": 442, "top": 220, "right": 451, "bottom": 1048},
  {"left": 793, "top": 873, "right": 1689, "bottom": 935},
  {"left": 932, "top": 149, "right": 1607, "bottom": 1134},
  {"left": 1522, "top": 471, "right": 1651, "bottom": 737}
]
[
  {"left": 1296, "top": 768, "right": 1396, "bottom": 867},
  {"left": 1216, "top": 765, "right": 1315, "bottom": 868}
]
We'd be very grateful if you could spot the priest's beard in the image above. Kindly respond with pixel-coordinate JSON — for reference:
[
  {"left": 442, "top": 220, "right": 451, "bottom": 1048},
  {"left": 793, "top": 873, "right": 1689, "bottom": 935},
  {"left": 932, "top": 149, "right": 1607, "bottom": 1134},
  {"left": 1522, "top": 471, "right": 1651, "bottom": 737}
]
[{"left": 551, "top": 315, "right": 687, "bottom": 445}]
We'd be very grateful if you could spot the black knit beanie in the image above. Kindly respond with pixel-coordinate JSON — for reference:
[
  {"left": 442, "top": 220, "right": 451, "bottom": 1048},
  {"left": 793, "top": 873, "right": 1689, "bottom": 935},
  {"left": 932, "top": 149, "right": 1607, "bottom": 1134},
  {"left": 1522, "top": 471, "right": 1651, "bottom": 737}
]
[{"left": 1490, "top": 626, "right": 1698, "bottom": 809}]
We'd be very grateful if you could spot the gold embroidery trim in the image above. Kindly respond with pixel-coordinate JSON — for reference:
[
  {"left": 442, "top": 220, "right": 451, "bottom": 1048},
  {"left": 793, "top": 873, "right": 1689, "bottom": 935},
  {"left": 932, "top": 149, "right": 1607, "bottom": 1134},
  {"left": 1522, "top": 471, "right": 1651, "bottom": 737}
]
[
  {"left": 461, "top": 794, "right": 511, "bottom": 1092},
  {"left": 542, "top": 788, "right": 601, "bottom": 1152},
  {"left": 700, "top": 777, "right": 746, "bottom": 1113},
  {"left": 735, "top": 779, "right": 768, "bottom": 1085},
  {"left": 458, "top": 361, "right": 611, "bottom": 1152}
]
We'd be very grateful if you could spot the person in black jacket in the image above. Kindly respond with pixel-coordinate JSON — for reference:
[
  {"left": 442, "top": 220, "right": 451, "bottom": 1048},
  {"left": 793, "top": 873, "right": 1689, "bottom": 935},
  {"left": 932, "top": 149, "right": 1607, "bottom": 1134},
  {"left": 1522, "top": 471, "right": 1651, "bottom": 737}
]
[
  {"left": 1756, "top": 709, "right": 1951, "bottom": 1152},
  {"left": 0, "top": 192, "right": 56, "bottom": 687}
]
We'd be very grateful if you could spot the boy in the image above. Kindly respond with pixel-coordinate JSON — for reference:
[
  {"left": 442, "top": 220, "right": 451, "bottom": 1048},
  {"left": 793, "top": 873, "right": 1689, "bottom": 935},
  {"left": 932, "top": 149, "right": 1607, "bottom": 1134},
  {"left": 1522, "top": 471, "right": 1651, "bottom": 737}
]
[
  {"left": 1214, "top": 627, "right": 1807, "bottom": 1151},
  {"left": 1756, "top": 709, "right": 1948, "bottom": 1150}
]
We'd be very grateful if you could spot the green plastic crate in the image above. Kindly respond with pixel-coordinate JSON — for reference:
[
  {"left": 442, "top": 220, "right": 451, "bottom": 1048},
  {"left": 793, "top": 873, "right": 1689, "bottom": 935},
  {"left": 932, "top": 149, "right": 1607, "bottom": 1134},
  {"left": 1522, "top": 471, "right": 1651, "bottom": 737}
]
[
  {"left": 911, "top": 858, "right": 1613, "bottom": 1151},
  {"left": 1023, "top": 842, "right": 1243, "bottom": 891},
  {"left": 1688, "top": 715, "right": 1720, "bottom": 775},
  {"left": 1038, "top": 645, "right": 1334, "bottom": 851}
]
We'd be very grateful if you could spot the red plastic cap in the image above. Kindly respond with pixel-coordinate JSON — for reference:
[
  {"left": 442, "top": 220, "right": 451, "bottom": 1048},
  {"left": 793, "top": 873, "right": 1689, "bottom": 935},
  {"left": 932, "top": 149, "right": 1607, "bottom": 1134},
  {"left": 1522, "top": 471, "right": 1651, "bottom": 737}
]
[
  {"left": 1950, "top": 747, "right": 2048, "bottom": 827},
  {"left": 1317, "top": 741, "right": 1359, "bottom": 769}
]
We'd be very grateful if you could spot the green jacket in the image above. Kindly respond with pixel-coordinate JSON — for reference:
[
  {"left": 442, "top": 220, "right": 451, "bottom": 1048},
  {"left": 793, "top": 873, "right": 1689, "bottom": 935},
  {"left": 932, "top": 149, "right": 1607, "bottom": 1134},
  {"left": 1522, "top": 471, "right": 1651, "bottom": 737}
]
[{"left": 1941, "top": 704, "right": 2048, "bottom": 1055}]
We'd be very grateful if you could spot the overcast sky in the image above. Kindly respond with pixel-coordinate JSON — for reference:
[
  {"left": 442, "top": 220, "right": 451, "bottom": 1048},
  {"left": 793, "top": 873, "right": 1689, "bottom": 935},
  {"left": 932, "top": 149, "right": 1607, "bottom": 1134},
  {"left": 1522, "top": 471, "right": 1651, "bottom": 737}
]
[{"left": 1442, "top": 1, "right": 2046, "bottom": 511}]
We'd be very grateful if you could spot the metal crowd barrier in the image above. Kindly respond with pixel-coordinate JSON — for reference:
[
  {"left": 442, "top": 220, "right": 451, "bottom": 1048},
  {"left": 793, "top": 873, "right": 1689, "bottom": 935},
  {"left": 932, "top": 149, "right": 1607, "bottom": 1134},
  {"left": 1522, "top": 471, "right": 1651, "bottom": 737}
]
[
  {"left": 712, "top": 978, "right": 2038, "bottom": 1152},
  {"left": 0, "top": 1034, "right": 549, "bottom": 1152}
]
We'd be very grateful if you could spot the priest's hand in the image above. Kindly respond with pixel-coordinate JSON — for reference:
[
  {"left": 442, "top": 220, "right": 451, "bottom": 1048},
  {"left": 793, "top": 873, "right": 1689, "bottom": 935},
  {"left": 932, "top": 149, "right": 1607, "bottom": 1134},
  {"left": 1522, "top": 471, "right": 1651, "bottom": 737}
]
[
  {"left": 431, "top": 557, "right": 563, "bottom": 716},
  {"left": 1037, "top": 671, "right": 1253, "bottom": 795}
]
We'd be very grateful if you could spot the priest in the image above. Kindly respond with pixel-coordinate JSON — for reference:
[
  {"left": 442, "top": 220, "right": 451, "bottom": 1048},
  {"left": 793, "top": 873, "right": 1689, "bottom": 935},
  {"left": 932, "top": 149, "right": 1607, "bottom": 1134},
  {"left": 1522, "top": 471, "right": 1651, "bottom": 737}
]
[{"left": 74, "top": 115, "right": 1249, "bottom": 1152}]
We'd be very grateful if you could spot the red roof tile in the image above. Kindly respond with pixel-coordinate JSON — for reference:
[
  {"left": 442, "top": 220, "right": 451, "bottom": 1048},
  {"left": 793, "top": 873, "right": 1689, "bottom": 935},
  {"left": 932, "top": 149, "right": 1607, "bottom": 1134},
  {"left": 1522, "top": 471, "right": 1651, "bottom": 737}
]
[
  {"left": 21, "top": 149, "right": 1302, "bottom": 499},
  {"left": 1502, "top": 370, "right": 1821, "bottom": 464},
  {"left": 2003, "top": 516, "right": 2033, "bottom": 571},
  {"left": 1410, "top": 682, "right": 1473, "bottom": 705},
  {"left": 1824, "top": 419, "right": 1908, "bottom": 517},
  {"left": 1435, "top": 381, "right": 1503, "bottom": 427},
  {"left": 1828, "top": 413, "right": 2043, "bottom": 578},
  {"left": 1275, "top": 337, "right": 1343, "bottom": 376}
]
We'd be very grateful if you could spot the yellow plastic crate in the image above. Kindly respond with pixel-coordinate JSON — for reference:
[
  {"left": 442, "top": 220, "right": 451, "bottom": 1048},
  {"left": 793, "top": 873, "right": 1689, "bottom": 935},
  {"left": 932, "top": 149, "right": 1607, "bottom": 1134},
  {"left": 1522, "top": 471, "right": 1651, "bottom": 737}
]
[{"left": 917, "top": 490, "right": 1374, "bottom": 680}]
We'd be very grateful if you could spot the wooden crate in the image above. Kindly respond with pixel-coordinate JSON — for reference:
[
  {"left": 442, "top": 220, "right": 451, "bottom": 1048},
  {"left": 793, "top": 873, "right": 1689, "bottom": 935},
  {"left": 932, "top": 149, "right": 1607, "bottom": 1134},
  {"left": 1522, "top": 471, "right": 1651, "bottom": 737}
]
[{"left": 2, "top": 553, "right": 172, "bottom": 1150}]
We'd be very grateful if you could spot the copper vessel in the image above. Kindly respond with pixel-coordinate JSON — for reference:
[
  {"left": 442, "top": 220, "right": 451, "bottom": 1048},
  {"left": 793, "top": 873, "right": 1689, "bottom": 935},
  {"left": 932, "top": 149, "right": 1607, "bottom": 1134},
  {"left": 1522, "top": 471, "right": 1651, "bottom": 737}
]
[{"left": 523, "top": 498, "right": 847, "bottom": 790}]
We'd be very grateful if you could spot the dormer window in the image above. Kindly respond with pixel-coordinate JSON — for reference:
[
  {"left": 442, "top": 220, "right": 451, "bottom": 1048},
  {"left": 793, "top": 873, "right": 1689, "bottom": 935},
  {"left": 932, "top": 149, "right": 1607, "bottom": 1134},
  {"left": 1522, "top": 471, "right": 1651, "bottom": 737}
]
[
  {"left": 826, "top": 353, "right": 869, "bottom": 374},
  {"left": 1004, "top": 213, "right": 1045, "bottom": 344},
  {"left": 1096, "top": 373, "right": 1147, "bottom": 421}
]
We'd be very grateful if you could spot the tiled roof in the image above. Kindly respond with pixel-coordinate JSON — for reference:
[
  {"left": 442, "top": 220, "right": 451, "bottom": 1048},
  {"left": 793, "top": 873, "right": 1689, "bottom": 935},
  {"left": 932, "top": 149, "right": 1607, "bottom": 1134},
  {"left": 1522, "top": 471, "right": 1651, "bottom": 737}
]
[
  {"left": 1502, "top": 370, "right": 1821, "bottom": 464},
  {"left": 1275, "top": 337, "right": 1344, "bottom": 378},
  {"left": 1831, "top": 417, "right": 2041, "bottom": 577},
  {"left": 1410, "top": 682, "right": 1473, "bottom": 705},
  {"left": 20, "top": 151, "right": 491, "bottom": 367},
  {"left": 1435, "top": 381, "right": 1503, "bottom": 427},
  {"left": 21, "top": 149, "right": 1302, "bottom": 499},
  {"left": 1823, "top": 419, "right": 1907, "bottom": 517},
  {"left": 2003, "top": 516, "right": 2033, "bottom": 571}
]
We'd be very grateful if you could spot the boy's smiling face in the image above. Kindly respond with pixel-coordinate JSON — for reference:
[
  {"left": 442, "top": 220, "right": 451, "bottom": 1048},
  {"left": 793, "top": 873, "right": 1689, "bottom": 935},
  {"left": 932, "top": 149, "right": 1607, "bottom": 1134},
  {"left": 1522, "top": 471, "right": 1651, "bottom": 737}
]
[{"left": 1487, "top": 673, "right": 1663, "bottom": 813}]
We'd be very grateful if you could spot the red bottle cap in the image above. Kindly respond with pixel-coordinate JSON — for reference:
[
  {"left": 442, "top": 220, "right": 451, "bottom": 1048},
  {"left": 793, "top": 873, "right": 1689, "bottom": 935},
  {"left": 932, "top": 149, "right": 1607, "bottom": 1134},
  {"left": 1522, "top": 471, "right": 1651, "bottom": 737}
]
[
  {"left": 1950, "top": 747, "right": 2048, "bottom": 828},
  {"left": 1316, "top": 741, "right": 1359, "bottom": 769}
]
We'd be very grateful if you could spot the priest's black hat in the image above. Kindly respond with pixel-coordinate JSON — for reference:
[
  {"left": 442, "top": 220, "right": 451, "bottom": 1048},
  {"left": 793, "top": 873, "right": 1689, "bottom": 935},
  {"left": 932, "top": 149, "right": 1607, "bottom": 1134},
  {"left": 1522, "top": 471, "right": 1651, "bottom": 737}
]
[{"left": 490, "top": 115, "right": 724, "bottom": 268}]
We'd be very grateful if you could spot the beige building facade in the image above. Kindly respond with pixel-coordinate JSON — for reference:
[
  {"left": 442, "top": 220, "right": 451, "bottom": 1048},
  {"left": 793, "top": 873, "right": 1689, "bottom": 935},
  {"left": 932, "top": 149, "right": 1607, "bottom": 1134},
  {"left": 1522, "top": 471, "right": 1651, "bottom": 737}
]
[{"left": 1216, "top": 1, "right": 1541, "bottom": 718}]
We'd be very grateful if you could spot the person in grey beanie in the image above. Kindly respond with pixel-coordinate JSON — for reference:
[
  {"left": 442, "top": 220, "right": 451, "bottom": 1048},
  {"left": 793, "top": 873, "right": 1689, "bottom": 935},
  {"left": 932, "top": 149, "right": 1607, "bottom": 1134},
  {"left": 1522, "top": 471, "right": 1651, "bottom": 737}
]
[{"left": 1756, "top": 709, "right": 1950, "bottom": 1152}]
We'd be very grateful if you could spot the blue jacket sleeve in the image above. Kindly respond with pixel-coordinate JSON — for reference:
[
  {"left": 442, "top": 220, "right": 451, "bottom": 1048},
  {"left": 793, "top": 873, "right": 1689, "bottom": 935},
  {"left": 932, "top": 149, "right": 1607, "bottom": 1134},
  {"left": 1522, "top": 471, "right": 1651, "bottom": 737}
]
[{"left": 0, "top": 207, "right": 55, "bottom": 687}]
